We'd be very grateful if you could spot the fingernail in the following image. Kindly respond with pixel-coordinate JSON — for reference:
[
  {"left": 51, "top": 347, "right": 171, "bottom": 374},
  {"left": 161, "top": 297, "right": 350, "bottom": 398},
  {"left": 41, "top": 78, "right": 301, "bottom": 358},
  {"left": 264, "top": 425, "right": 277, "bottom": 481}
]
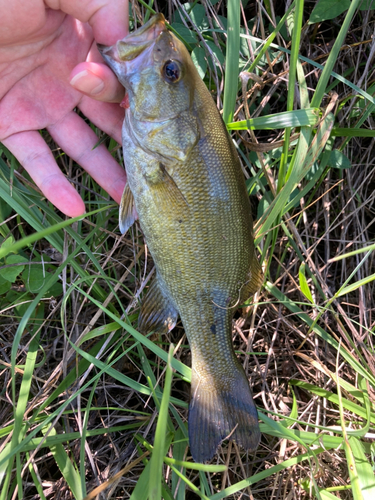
[{"left": 70, "top": 70, "right": 105, "bottom": 95}]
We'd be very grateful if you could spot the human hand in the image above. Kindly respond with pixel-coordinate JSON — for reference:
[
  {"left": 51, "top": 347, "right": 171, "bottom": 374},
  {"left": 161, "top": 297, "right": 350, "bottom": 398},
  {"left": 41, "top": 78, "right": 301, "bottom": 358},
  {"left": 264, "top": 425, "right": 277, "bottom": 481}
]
[{"left": 0, "top": 0, "right": 129, "bottom": 217}]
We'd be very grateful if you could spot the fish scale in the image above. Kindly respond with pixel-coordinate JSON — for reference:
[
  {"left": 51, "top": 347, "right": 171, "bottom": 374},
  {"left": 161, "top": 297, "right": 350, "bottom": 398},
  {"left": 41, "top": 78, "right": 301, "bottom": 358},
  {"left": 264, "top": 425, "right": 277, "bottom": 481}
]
[{"left": 98, "top": 13, "right": 263, "bottom": 462}]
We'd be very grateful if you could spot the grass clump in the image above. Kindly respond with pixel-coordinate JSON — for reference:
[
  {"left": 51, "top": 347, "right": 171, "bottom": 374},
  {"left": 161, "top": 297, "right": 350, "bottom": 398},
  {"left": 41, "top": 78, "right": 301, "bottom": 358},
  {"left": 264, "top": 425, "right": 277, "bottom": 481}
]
[{"left": 1, "top": 1, "right": 375, "bottom": 499}]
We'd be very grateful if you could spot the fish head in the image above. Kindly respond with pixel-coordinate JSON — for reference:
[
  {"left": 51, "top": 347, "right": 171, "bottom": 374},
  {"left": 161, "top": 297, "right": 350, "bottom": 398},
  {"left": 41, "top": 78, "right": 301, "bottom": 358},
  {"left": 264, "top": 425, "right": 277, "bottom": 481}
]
[{"left": 98, "top": 14, "right": 196, "bottom": 122}]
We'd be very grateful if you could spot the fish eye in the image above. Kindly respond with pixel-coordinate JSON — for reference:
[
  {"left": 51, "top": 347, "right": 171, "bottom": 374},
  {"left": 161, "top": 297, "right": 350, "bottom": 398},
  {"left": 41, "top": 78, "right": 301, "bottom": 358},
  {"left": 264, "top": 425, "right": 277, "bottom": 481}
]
[{"left": 162, "top": 60, "right": 181, "bottom": 83}]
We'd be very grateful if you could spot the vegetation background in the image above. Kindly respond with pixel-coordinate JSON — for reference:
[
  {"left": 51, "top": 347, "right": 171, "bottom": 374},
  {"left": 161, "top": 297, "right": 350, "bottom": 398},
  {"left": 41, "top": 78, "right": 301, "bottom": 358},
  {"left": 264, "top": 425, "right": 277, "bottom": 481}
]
[{"left": 0, "top": 0, "right": 375, "bottom": 499}]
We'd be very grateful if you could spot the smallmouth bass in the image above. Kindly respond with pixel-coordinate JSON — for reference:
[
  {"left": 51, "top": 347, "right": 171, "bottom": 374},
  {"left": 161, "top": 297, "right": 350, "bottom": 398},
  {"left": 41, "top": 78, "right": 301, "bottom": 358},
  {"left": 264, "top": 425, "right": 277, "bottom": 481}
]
[{"left": 98, "top": 14, "right": 262, "bottom": 462}]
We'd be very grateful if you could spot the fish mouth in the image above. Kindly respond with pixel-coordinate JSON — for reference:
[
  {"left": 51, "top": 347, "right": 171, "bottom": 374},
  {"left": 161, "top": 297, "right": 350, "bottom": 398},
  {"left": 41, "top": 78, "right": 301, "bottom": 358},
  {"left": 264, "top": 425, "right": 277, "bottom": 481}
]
[{"left": 97, "top": 14, "right": 167, "bottom": 63}]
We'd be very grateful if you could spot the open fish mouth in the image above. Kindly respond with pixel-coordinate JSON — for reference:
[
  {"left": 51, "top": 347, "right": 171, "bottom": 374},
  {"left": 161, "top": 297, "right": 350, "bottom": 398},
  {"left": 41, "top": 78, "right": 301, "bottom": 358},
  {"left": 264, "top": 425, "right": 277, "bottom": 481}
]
[
  {"left": 97, "top": 14, "right": 166, "bottom": 63},
  {"left": 98, "top": 12, "right": 190, "bottom": 123}
]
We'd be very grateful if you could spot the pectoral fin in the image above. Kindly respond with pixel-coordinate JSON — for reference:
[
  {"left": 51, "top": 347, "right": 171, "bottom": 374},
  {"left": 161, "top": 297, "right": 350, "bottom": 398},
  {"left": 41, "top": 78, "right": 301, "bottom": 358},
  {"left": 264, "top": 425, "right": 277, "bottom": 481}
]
[
  {"left": 138, "top": 274, "right": 178, "bottom": 334},
  {"left": 119, "top": 183, "right": 138, "bottom": 234},
  {"left": 146, "top": 164, "right": 189, "bottom": 209}
]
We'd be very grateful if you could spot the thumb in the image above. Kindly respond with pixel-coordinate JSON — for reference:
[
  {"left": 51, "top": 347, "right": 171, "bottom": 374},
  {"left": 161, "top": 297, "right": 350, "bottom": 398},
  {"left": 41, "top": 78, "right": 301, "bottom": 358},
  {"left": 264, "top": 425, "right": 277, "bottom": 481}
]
[
  {"left": 69, "top": 62, "right": 124, "bottom": 103},
  {"left": 45, "top": 0, "right": 129, "bottom": 44}
]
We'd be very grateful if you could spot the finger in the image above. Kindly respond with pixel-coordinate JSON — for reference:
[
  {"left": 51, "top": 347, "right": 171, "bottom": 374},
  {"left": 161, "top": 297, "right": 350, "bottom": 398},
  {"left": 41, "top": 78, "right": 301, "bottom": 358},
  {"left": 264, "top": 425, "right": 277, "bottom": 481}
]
[
  {"left": 69, "top": 62, "right": 124, "bottom": 103},
  {"left": 2, "top": 131, "right": 86, "bottom": 217},
  {"left": 47, "top": 0, "right": 129, "bottom": 44},
  {"left": 78, "top": 95, "right": 124, "bottom": 144},
  {"left": 47, "top": 111, "right": 126, "bottom": 204}
]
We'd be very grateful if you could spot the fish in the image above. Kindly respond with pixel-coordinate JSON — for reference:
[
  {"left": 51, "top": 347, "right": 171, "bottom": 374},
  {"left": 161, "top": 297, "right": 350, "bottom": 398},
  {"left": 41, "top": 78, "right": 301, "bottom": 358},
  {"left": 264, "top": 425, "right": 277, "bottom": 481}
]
[{"left": 98, "top": 14, "right": 262, "bottom": 462}]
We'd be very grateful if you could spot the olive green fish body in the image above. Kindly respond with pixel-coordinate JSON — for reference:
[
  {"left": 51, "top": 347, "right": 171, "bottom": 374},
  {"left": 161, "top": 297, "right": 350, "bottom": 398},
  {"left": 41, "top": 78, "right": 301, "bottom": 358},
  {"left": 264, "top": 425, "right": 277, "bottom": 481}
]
[{"left": 99, "top": 14, "right": 261, "bottom": 462}]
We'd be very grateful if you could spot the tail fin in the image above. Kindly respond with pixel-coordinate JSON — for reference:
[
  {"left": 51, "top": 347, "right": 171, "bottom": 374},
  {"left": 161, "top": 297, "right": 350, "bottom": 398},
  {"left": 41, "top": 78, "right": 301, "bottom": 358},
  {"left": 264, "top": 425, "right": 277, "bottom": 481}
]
[{"left": 188, "top": 364, "right": 260, "bottom": 463}]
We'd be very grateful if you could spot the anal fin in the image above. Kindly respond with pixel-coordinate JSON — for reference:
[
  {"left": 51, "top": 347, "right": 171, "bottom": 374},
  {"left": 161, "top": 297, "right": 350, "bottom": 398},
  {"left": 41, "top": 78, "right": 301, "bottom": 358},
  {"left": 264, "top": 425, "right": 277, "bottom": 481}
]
[
  {"left": 138, "top": 274, "right": 178, "bottom": 334},
  {"left": 119, "top": 183, "right": 138, "bottom": 234}
]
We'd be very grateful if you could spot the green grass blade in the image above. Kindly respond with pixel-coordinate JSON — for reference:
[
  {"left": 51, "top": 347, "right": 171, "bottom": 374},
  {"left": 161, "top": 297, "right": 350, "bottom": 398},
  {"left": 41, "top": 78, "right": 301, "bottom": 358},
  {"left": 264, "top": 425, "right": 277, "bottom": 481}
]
[
  {"left": 336, "top": 272, "right": 375, "bottom": 297},
  {"left": 148, "top": 345, "right": 174, "bottom": 500},
  {"left": 26, "top": 452, "right": 47, "bottom": 500},
  {"left": 331, "top": 128, "right": 375, "bottom": 137},
  {"left": 240, "top": 34, "right": 375, "bottom": 108},
  {"left": 256, "top": 112, "right": 334, "bottom": 238},
  {"left": 209, "top": 448, "right": 326, "bottom": 500},
  {"left": 39, "top": 331, "right": 123, "bottom": 413},
  {"left": 259, "top": 419, "right": 368, "bottom": 449},
  {"left": 299, "top": 263, "right": 314, "bottom": 303},
  {"left": 227, "top": 108, "right": 319, "bottom": 130},
  {"left": 4, "top": 424, "right": 144, "bottom": 454},
  {"left": 41, "top": 427, "right": 83, "bottom": 500},
  {"left": 337, "top": 366, "right": 364, "bottom": 500},
  {"left": 310, "top": 0, "right": 361, "bottom": 108},
  {"left": 129, "top": 435, "right": 173, "bottom": 500},
  {"left": 319, "top": 490, "right": 349, "bottom": 500},
  {"left": 171, "top": 427, "right": 187, "bottom": 500},
  {"left": 0, "top": 332, "right": 151, "bottom": 471},
  {"left": 265, "top": 282, "right": 375, "bottom": 386},
  {"left": 129, "top": 458, "right": 152, "bottom": 500},
  {"left": 170, "top": 465, "right": 211, "bottom": 500},
  {"left": 68, "top": 283, "right": 191, "bottom": 380},
  {"left": 260, "top": 411, "right": 315, "bottom": 452},
  {"left": 0, "top": 206, "right": 110, "bottom": 260},
  {"left": 329, "top": 243, "right": 375, "bottom": 261},
  {"left": 222, "top": 0, "right": 240, "bottom": 124},
  {"left": 139, "top": 344, "right": 174, "bottom": 433},
  {"left": 278, "top": 0, "right": 304, "bottom": 192},
  {"left": 63, "top": 319, "right": 182, "bottom": 405},
  {"left": 349, "top": 436, "right": 375, "bottom": 500},
  {"left": 0, "top": 323, "right": 42, "bottom": 497},
  {"left": 247, "top": 2, "right": 296, "bottom": 74},
  {"left": 165, "top": 457, "right": 226, "bottom": 473},
  {"left": 289, "top": 380, "right": 375, "bottom": 425}
]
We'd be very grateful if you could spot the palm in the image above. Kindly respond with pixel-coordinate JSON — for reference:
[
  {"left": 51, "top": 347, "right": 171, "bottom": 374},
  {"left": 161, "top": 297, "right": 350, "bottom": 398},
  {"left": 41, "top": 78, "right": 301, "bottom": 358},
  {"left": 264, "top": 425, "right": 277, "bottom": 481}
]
[
  {"left": 0, "top": 6, "right": 127, "bottom": 216},
  {"left": 1, "top": 15, "right": 91, "bottom": 137}
]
